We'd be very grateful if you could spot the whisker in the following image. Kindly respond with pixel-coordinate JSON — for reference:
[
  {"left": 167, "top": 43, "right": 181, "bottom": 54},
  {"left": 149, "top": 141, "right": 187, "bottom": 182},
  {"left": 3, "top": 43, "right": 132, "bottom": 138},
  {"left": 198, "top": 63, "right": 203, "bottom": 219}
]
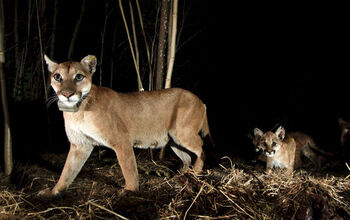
[{"left": 46, "top": 94, "right": 59, "bottom": 108}]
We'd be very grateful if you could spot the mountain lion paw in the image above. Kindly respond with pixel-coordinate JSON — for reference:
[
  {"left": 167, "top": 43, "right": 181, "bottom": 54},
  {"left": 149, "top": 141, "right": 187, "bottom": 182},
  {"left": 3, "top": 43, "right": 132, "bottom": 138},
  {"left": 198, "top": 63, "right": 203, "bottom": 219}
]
[{"left": 37, "top": 188, "right": 59, "bottom": 200}]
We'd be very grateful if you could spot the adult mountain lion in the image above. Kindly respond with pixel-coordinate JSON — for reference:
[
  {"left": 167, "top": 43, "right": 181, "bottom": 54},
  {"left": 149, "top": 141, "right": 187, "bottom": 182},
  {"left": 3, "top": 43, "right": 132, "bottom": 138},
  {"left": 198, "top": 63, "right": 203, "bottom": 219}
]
[{"left": 38, "top": 55, "right": 210, "bottom": 198}]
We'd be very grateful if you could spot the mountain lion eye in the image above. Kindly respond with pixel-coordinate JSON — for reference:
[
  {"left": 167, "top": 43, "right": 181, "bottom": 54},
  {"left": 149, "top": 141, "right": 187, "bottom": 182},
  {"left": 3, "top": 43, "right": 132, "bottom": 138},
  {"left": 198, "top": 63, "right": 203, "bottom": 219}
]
[
  {"left": 53, "top": 73, "right": 62, "bottom": 82},
  {"left": 272, "top": 142, "right": 276, "bottom": 147},
  {"left": 75, "top": 74, "right": 85, "bottom": 81}
]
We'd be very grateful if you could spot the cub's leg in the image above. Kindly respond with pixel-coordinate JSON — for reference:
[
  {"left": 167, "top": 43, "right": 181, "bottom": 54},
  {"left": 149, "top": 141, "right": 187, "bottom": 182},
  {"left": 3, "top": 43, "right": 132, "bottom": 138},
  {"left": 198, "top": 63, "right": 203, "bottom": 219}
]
[
  {"left": 170, "top": 146, "right": 192, "bottom": 171},
  {"left": 286, "top": 166, "right": 294, "bottom": 175},
  {"left": 287, "top": 146, "right": 296, "bottom": 175},
  {"left": 266, "top": 159, "right": 273, "bottom": 172},
  {"left": 113, "top": 144, "right": 139, "bottom": 192},
  {"left": 38, "top": 143, "right": 94, "bottom": 198},
  {"left": 287, "top": 156, "right": 295, "bottom": 175}
]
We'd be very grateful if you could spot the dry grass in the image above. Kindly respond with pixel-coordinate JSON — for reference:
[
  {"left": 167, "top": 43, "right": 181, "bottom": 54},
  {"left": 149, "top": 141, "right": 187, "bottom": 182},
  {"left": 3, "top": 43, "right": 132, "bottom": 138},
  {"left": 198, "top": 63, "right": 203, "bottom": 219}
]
[{"left": 1, "top": 151, "right": 350, "bottom": 219}]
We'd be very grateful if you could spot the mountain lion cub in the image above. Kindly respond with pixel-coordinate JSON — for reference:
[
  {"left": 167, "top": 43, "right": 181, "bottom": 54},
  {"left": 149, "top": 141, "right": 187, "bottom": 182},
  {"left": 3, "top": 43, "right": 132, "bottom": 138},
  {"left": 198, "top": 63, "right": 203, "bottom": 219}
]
[
  {"left": 253, "top": 130, "right": 332, "bottom": 169},
  {"left": 339, "top": 118, "right": 350, "bottom": 146},
  {"left": 253, "top": 126, "right": 296, "bottom": 174},
  {"left": 38, "top": 55, "right": 210, "bottom": 198}
]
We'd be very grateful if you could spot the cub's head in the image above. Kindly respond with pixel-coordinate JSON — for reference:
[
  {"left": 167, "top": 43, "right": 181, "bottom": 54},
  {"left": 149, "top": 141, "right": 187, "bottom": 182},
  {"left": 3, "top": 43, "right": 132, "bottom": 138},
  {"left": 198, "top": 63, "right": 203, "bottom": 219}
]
[
  {"left": 253, "top": 126, "right": 286, "bottom": 157},
  {"left": 339, "top": 118, "right": 350, "bottom": 146},
  {"left": 249, "top": 132, "right": 263, "bottom": 154},
  {"left": 44, "top": 55, "right": 97, "bottom": 111}
]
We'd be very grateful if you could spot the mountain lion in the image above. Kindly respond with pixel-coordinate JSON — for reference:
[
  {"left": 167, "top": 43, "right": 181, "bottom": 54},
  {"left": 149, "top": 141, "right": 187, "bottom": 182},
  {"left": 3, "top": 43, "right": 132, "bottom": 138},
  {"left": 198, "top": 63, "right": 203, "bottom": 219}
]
[
  {"left": 38, "top": 55, "right": 210, "bottom": 198},
  {"left": 253, "top": 129, "right": 332, "bottom": 169},
  {"left": 339, "top": 118, "right": 350, "bottom": 146},
  {"left": 253, "top": 126, "right": 296, "bottom": 174}
]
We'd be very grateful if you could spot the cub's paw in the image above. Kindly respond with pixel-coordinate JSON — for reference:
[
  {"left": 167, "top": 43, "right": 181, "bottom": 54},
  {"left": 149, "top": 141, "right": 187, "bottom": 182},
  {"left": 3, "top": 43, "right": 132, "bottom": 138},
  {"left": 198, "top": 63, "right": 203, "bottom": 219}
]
[{"left": 37, "top": 188, "right": 59, "bottom": 200}]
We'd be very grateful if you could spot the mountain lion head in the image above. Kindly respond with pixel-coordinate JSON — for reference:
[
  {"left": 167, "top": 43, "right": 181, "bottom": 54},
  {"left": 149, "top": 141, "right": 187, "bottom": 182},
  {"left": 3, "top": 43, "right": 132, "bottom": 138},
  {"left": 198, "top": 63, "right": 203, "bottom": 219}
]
[
  {"left": 44, "top": 55, "right": 97, "bottom": 111},
  {"left": 253, "top": 126, "right": 286, "bottom": 157},
  {"left": 339, "top": 118, "right": 350, "bottom": 146}
]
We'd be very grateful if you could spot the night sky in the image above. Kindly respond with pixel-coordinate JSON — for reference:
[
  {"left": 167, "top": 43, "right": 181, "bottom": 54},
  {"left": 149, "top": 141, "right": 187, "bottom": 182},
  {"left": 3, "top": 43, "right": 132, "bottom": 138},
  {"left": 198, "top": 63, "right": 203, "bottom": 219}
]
[{"left": 1, "top": 1, "right": 350, "bottom": 160}]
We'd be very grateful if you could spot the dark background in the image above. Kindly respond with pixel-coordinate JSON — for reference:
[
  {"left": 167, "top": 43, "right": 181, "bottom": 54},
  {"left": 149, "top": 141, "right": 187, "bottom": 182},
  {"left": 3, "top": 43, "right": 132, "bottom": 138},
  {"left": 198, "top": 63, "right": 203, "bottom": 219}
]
[
  {"left": 1, "top": 1, "right": 349, "bottom": 165},
  {"left": 208, "top": 3, "right": 349, "bottom": 157}
]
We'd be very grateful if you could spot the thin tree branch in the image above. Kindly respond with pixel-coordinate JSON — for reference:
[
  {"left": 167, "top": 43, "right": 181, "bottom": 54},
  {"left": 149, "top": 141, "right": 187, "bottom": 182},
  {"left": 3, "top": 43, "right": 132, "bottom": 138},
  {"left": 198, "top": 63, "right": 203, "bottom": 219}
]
[
  {"left": 68, "top": 0, "right": 86, "bottom": 60},
  {"left": 135, "top": 0, "right": 153, "bottom": 90},
  {"left": 35, "top": 0, "right": 48, "bottom": 100},
  {"left": 119, "top": 0, "right": 144, "bottom": 91},
  {"left": 165, "top": 0, "right": 178, "bottom": 89},
  {"left": 49, "top": 0, "right": 58, "bottom": 58},
  {"left": 129, "top": 0, "right": 139, "bottom": 69}
]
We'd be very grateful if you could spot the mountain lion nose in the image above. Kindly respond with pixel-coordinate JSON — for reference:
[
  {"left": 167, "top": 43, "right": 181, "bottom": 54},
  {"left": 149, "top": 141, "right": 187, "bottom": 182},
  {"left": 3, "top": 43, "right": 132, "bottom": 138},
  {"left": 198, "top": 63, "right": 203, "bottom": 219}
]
[{"left": 61, "top": 90, "right": 74, "bottom": 98}]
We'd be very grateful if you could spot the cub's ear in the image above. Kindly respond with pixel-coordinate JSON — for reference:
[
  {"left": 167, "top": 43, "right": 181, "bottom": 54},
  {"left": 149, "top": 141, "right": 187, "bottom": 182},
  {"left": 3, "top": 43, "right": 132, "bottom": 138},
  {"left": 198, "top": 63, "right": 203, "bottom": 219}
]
[
  {"left": 44, "top": 54, "right": 58, "bottom": 73},
  {"left": 275, "top": 126, "right": 285, "bottom": 140},
  {"left": 81, "top": 55, "right": 97, "bottom": 74},
  {"left": 253, "top": 128, "right": 264, "bottom": 138},
  {"left": 338, "top": 118, "right": 345, "bottom": 126}
]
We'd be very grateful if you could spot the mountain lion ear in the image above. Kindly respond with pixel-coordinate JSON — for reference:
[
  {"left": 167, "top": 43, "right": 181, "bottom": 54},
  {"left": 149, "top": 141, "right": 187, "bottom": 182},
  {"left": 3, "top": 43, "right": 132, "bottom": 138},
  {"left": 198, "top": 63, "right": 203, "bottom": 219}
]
[
  {"left": 254, "top": 128, "right": 264, "bottom": 138},
  {"left": 44, "top": 54, "right": 58, "bottom": 73},
  {"left": 81, "top": 55, "right": 97, "bottom": 74},
  {"left": 275, "top": 126, "right": 285, "bottom": 140},
  {"left": 339, "top": 118, "right": 345, "bottom": 126}
]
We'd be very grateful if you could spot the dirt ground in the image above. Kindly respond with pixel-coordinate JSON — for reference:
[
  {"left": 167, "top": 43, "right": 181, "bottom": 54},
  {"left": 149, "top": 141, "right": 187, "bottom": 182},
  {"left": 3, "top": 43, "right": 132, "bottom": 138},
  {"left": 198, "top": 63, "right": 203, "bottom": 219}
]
[{"left": 1, "top": 148, "right": 350, "bottom": 220}]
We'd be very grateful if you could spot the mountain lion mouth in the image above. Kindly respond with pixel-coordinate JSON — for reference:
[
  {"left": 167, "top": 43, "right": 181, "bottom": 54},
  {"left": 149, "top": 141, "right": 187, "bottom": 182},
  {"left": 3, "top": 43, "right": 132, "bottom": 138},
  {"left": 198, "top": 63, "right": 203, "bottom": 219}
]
[
  {"left": 57, "top": 100, "right": 80, "bottom": 112},
  {"left": 265, "top": 150, "right": 276, "bottom": 157},
  {"left": 57, "top": 93, "right": 89, "bottom": 112}
]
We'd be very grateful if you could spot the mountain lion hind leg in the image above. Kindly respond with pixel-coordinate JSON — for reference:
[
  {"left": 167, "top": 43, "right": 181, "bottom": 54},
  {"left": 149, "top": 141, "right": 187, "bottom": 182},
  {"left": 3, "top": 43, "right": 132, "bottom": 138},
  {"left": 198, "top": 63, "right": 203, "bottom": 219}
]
[{"left": 170, "top": 98, "right": 207, "bottom": 173}]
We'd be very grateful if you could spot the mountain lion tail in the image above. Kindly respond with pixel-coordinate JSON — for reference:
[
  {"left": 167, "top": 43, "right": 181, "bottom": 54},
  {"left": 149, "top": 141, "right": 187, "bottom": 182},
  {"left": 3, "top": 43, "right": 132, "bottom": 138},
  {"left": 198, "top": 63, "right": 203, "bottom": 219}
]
[
  {"left": 200, "top": 105, "right": 212, "bottom": 140},
  {"left": 308, "top": 141, "right": 335, "bottom": 157}
]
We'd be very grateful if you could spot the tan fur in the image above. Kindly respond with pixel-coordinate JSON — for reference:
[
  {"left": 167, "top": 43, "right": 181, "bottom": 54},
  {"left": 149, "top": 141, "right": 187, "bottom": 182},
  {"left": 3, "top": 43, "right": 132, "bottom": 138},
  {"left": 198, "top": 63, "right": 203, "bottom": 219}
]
[
  {"left": 38, "top": 55, "right": 209, "bottom": 198},
  {"left": 254, "top": 126, "right": 296, "bottom": 174},
  {"left": 253, "top": 129, "right": 331, "bottom": 169},
  {"left": 286, "top": 132, "right": 325, "bottom": 169}
]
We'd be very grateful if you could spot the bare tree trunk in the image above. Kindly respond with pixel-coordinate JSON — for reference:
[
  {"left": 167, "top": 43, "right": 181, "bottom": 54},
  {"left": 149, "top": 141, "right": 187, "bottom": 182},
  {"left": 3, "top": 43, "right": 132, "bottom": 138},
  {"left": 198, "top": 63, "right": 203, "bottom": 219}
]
[
  {"left": 0, "top": 64, "right": 12, "bottom": 176},
  {"left": 0, "top": 65, "right": 12, "bottom": 176},
  {"left": 0, "top": 0, "right": 13, "bottom": 176},
  {"left": 149, "top": 5, "right": 161, "bottom": 90},
  {"left": 12, "top": 0, "right": 21, "bottom": 101},
  {"left": 100, "top": 0, "right": 110, "bottom": 87},
  {"left": 156, "top": 0, "right": 170, "bottom": 160},
  {"left": 167, "top": 0, "right": 173, "bottom": 68},
  {"left": 36, "top": 0, "right": 48, "bottom": 100},
  {"left": 155, "top": 0, "right": 169, "bottom": 90},
  {"left": 164, "top": 0, "right": 178, "bottom": 89},
  {"left": 110, "top": 26, "right": 117, "bottom": 88},
  {"left": 129, "top": 0, "right": 139, "bottom": 70},
  {"left": 13, "top": 0, "right": 19, "bottom": 63},
  {"left": 68, "top": 0, "right": 86, "bottom": 60},
  {"left": 21, "top": 0, "right": 34, "bottom": 101},
  {"left": 50, "top": 0, "right": 58, "bottom": 58}
]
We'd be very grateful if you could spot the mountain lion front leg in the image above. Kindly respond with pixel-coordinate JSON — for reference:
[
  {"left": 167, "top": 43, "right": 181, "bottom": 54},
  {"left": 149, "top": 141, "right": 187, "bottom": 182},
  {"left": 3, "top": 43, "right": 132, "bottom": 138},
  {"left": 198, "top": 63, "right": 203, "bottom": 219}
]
[
  {"left": 38, "top": 143, "right": 93, "bottom": 198},
  {"left": 113, "top": 143, "right": 139, "bottom": 192}
]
